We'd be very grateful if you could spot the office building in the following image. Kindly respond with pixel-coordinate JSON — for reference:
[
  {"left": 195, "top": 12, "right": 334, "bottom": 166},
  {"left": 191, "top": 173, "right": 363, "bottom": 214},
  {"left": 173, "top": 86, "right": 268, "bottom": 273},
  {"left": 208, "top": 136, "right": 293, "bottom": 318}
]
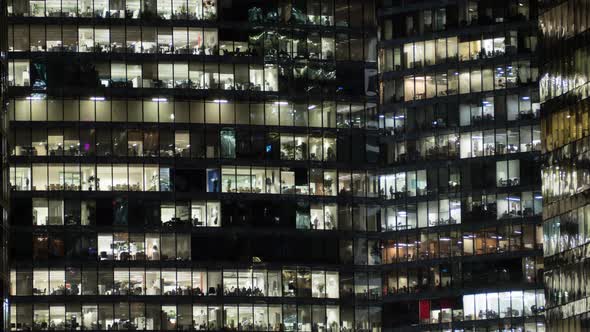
[
  {"left": 5, "top": 0, "right": 572, "bottom": 331},
  {"left": 539, "top": 0, "right": 590, "bottom": 330},
  {"left": 377, "top": 0, "right": 545, "bottom": 330},
  {"left": 6, "top": 0, "right": 382, "bottom": 330},
  {"left": 0, "top": 0, "right": 10, "bottom": 329}
]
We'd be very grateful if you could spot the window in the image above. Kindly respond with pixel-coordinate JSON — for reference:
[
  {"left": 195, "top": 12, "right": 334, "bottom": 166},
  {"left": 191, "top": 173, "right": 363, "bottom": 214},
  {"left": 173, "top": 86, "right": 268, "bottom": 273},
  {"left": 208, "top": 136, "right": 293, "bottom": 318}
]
[{"left": 496, "top": 160, "right": 520, "bottom": 187}]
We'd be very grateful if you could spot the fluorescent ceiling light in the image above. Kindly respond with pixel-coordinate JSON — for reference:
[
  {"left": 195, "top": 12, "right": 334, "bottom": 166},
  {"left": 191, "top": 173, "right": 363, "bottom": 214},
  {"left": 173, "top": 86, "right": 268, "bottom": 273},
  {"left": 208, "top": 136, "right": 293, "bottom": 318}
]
[{"left": 26, "top": 94, "right": 45, "bottom": 100}]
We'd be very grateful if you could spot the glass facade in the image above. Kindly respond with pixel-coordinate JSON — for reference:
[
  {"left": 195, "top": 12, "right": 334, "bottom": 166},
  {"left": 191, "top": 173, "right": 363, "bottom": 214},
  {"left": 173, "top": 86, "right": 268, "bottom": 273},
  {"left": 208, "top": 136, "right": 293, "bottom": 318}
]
[
  {"left": 377, "top": 0, "right": 544, "bottom": 330},
  {"left": 6, "top": 0, "right": 382, "bottom": 331},
  {"left": 539, "top": 0, "right": 590, "bottom": 330},
  {"left": 11, "top": 0, "right": 590, "bottom": 331},
  {"left": 0, "top": 0, "right": 10, "bottom": 329}
]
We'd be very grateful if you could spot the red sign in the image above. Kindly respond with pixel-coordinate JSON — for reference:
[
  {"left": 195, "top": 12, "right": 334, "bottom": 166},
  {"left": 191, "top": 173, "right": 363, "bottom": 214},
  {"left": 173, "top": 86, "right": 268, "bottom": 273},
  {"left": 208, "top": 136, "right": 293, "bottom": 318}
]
[{"left": 419, "top": 300, "right": 430, "bottom": 320}]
